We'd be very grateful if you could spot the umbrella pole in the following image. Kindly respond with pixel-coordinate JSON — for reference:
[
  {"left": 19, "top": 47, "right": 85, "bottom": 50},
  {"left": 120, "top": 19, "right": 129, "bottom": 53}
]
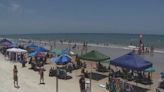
[
  {"left": 16, "top": 52, "right": 18, "bottom": 62},
  {"left": 90, "top": 64, "right": 92, "bottom": 92},
  {"left": 56, "top": 65, "right": 58, "bottom": 92},
  {"left": 56, "top": 75, "right": 58, "bottom": 92}
]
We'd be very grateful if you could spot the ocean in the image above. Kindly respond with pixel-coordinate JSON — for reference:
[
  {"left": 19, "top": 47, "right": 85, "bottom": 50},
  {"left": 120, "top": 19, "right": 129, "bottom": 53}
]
[{"left": 1, "top": 33, "right": 164, "bottom": 50}]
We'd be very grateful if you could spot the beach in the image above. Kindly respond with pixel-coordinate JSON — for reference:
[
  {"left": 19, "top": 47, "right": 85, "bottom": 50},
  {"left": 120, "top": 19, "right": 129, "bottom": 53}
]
[{"left": 0, "top": 38, "right": 164, "bottom": 92}]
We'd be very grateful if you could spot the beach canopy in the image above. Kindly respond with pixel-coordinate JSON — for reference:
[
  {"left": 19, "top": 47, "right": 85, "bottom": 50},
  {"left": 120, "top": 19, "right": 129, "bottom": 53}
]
[
  {"left": 110, "top": 52, "right": 152, "bottom": 71},
  {"left": 7, "top": 48, "right": 27, "bottom": 53},
  {"left": 0, "top": 39, "right": 14, "bottom": 47},
  {"left": 80, "top": 50, "right": 110, "bottom": 62},
  {"left": 50, "top": 54, "right": 71, "bottom": 64}
]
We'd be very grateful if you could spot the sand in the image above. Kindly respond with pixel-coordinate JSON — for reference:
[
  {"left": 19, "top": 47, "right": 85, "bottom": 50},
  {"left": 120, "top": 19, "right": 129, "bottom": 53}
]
[
  {"left": 0, "top": 54, "right": 108, "bottom": 92},
  {"left": 0, "top": 39, "right": 164, "bottom": 92}
]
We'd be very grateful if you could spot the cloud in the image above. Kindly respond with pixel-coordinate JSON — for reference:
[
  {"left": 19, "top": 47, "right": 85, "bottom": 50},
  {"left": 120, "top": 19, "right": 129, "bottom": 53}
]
[
  {"left": 0, "top": 0, "right": 35, "bottom": 16},
  {"left": 7, "top": 2, "right": 24, "bottom": 16},
  {"left": 10, "top": 3, "right": 21, "bottom": 12}
]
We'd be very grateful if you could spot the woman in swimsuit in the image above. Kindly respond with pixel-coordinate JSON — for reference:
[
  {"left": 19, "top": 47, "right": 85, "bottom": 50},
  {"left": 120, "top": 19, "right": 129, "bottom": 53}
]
[{"left": 13, "top": 65, "right": 18, "bottom": 87}]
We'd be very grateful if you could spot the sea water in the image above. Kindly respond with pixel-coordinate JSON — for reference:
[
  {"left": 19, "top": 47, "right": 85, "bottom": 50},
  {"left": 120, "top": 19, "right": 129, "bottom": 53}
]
[{"left": 1, "top": 33, "right": 164, "bottom": 50}]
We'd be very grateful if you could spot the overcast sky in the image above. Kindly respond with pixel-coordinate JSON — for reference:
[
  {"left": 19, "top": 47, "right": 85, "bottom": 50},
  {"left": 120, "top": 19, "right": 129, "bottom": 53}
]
[{"left": 0, "top": 0, "right": 164, "bottom": 34}]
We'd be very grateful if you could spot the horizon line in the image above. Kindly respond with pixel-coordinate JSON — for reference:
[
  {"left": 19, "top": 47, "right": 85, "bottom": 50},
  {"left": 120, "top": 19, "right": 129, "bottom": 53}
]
[{"left": 1, "top": 32, "right": 164, "bottom": 36}]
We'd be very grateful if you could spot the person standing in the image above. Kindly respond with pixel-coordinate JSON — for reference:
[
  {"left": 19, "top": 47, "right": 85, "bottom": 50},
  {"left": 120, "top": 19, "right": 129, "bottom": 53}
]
[
  {"left": 13, "top": 65, "right": 19, "bottom": 88},
  {"left": 39, "top": 67, "right": 45, "bottom": 84},
  {"left": 79, "top": 75, "right": 85, "bottom": 92}
]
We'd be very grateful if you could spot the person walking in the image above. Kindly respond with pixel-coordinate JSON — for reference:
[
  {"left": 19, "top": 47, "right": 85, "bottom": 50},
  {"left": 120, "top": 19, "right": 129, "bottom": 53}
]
[
  {"left": 13, "top": 65, "right": 19, "bottom": 88},
  {"left": 79, "top": 75, "right": 85, "bottom": 92}
]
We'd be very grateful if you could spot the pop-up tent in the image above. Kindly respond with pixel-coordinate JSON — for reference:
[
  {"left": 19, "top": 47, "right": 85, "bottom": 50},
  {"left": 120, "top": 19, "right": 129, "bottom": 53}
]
[
  {"left": 7, "top": 48, "right": 27, "bottom": 61},
  {"left": 7, "top": 48, "right": 27, "bottom": 53},
  {"left": 110, "top": 52, "right": 152, "bottom": 71},
  {"left": 80, "top": 50, "right": 110, "bottom": 62}
]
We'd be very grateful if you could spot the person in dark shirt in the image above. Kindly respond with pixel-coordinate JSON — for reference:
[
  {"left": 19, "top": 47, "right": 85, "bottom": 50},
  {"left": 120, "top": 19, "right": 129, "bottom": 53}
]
[{"left": 79, "top": 75, "right": 85, "bottom": 92}]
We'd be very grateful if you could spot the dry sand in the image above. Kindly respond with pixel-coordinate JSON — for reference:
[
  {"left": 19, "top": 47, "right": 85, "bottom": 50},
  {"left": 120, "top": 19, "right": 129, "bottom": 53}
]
[
  {"left": 0, "top": 54, "right": 108, "bottom": 92},
  {"left": 0, "top": 53, "right": 163, "bottom": 92}
]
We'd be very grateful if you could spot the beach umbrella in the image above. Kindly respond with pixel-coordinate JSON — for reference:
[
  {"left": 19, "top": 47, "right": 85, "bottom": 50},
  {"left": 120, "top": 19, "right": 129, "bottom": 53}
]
[
  {"left": 0, "top": 39, "right": 14, "bottom": 48},
  {"left": 80, "top": 50, "right": 110, "bottom": 62},
  {"left": 26, "top": 43, "right": 38, "bottom": 48},
  {"left": 35, "top": 47, "right": 48, "bottom": 52},
  {"left": 51, "top": 48, "right": 62, "bottom": 55},
  {"left": 50, "top": 54, "right": 71, "bottom": 64},
  {"left": 26, "top": 43, "right": 39, "bottom": 52},
  {"left": 62, "top": 48, "right": 70, "bottom": 55},
  {"left": 28, "top": 51, "right": 37, "bottom": 57},
  {"left": 61, "top": 48, "right": 77, "bottom": 56},
  {"left": 37, "top": 52, "right": 47, "bottom": 57},
  {"left": 110, "top": 52, "right": 153, "bottom": 71},
  {"left": 28, "top": 51, "right": 47, "bottom": 57}
]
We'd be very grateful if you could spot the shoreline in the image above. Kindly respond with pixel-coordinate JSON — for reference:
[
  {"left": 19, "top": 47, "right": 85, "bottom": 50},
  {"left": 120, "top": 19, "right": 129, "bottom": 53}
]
[{"left": 1, "top": 37, "right": 164, "bottom": 54}]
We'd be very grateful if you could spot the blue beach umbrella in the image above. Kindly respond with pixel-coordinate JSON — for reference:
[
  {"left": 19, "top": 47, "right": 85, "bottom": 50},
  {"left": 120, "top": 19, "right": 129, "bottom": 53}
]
[
  {"left": 35, "top": 47, "right": 48, "bottom": 52},
  {"left": 0, "top": 39, "right": 14, "bottom": 48},
  {"left": 28, "top": 51, "right": 37, "bottom": 57},
  {"left": 62, "top": 48, "right": 70, "bottom": 55},
  {"left": 26, "top": 43, "right": 38, "bottom": 48},
  {"left": 50, "top": 54, "right": 72, "bottom": 64},
  {"left": 28, "top": 51, "right": 47, "bottom": 57},
  {"left": 26, "top": 43, "right": 39, "bottom": 52}
]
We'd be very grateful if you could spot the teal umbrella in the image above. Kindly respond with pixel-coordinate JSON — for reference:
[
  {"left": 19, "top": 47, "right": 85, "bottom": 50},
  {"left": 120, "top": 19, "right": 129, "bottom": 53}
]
[
  {"left": 144, "top": 67, "right": 155, "bottom": 72},
  {"left": 51, "top": 48, "right": 62, "bottom": 55}
]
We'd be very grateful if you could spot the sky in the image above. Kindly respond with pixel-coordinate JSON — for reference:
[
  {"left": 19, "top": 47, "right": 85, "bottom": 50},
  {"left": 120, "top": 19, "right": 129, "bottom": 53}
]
[{"left": 0, "top": 0, "right": 164, "bottom": 34}]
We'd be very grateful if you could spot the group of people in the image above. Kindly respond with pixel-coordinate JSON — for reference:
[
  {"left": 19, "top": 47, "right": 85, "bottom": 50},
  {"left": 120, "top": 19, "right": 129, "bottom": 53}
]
[
  {"left": 137, "top": 45, "right": 154, "bottom": 55},
  {"left": 29, "top": 56, "right": 47, "bottom": 71},
  {"left": 107, "top": 76, "right": 134, "bottom": 92}
]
